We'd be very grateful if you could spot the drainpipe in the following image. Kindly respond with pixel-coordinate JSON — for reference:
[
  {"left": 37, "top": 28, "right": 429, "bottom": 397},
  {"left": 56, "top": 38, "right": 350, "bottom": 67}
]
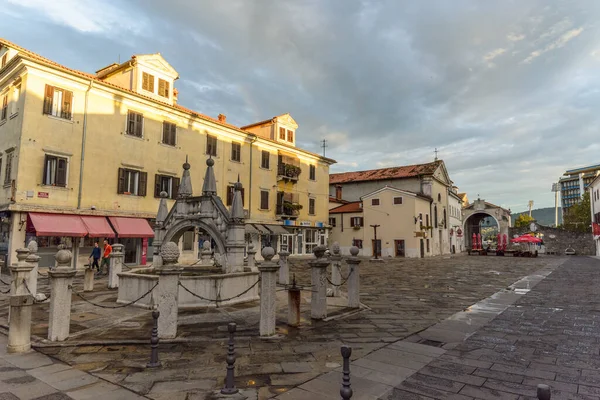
[
  {"left": 247, "top": 134, "right": 257, "bottom": 219},
  {"left": 77, "top": 80, "right": 93, "bottom": 209}
]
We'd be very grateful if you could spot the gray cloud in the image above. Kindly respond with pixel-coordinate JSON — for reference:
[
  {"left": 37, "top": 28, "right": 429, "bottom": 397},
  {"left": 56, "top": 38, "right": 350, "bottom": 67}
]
[{"left": 2, "top": 0, "right": 600, "bottom": 210}]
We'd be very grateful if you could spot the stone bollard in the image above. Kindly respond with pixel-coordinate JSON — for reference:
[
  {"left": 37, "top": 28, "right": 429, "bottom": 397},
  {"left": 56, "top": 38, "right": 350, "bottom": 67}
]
[
  {"left": 340, "top": 345, "right": 353, "bottom": 400},
  {"left": 84, "top": 266, "right": 95, "bottom": 292},
  {"left": 247, "top": 242, "right": 257, "bottom": 271},
  {"left": 346, "top": 246, "right": 361, "bottom": 309},
  {"left": 258, "top": 246, "right": 280, "bottom": 337},
  {"left": 156, "top": 242, "right": 181, "bottom": 339},
  {"left": 26, "top": 240, "right": 40, "bottom": 297},
  {"left": 330, "top": 242, "right": 342, "bottom": 297},
  {"left": 310, "top": 246, "right": 330, "bottom": 320},
  {"left": 287, "top": 274, "right": 301, "bottom": 327},
  {"left": 221, "top": 322, "right": 239, "bottom": 394},
  {"left": 278, "top": 250, "right": 290, "bottom": 285},
  {"left": 108, "top": 243, "right": 124, "bottom": 289},
  {"left": 7, "top": 248, "right": 34, "bottom": 353},
  {"left": 48, "top": 246, "right": 77, "bottom": 342},
  {"left": 537, "top": 384, "right": 551, "bottom": 400}
]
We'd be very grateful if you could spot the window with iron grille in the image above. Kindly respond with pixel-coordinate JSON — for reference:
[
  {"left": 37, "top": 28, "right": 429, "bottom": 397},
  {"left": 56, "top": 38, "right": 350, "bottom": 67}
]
[
  {"left": 158, "top": 78, "right": 170, "bottom": 97},
  {"left": 231, "top": 142, "right": 241, "bottom": 162},
  {"left": 260, "top": 190, "right": 269, "bottom": 210},
  {"left": 261, "top": 150, "right": 270, "bottom": 169},
  {"left": 4, "top": 152, "right": 13, "bottom": 185},
  {"left": 43, "top": 155, "right": 68, "bottom": 187},
  {"left": 206, "top": 135, "right": 217, "bottom": 156},
  {"left": 117, "top": 168, "right": 147, "bottom": 196},
  {"left": 309, "top": 164, "right": 316, "bottom": 180},
  {"left": 43, "top": 85, "right": 73, "bottom": 120},
  {"left": 126, "top": 111, "right": 144, "bottom": 137},
  {"left": 154, "top": 174, "right": 180, "bottom": 199},
  {"left": 142, "top": 72, "right": 155, "bottom": 92},
  {"left": 162, "top": 121, "right": 176, "bottom": 146},
  {"left": 309, "top": 198, "right": 316, "bottom": 215}
]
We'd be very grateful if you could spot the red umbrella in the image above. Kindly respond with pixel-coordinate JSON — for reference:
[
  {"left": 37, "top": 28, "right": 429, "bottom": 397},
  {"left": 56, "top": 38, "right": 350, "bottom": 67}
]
[{"left": 511, "top": 234, "right": 541, "bottom": 244}]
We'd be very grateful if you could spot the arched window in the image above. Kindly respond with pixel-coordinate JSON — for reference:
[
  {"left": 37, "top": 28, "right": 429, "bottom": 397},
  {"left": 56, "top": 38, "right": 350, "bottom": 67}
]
[
  {"left": 438, "top": 193, "right": 441, "bottom": 202},
  {"left": 443, "top": 209, "right": 447, "bottom": 226}
]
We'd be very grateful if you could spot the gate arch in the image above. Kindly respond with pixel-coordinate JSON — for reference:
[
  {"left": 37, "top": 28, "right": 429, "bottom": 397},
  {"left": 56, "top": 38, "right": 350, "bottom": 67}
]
[
  {"left": 163, "top": 219, "right": 226, "bottom": 255},
  {"left": 462, "top": 198, "right": 511, "bottom": 249}
]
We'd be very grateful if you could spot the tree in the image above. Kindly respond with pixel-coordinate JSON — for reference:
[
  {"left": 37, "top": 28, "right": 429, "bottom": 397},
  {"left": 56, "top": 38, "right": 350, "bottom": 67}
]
[
  {"left": 514, "top": 214, "right": 534, "bottom": 228},
  {"left": 563, "top": 191, "right": 591, "bottom": 233}
]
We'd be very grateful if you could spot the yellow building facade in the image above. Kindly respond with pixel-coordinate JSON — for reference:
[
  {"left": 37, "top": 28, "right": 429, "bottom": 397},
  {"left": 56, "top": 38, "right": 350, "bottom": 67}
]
[{"left": 0, "top": 39, "right": 335, "bottom": 267}]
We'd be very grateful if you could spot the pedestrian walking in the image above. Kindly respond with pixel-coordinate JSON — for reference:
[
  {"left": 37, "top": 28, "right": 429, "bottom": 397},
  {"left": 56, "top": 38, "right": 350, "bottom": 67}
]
[
  {"left": 99, "top": 239, "right": 112, "bottom": 276},
  {"left": 90, "top": 242, "right": 101, "bottom": 273}
]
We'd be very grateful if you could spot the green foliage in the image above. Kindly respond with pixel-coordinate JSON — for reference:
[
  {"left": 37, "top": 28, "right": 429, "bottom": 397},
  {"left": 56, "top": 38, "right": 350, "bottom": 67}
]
[
  {"left": 562, "top": 192, "right": 591, "bottom": 233},
  {"left": 514, "top": 214, "right": 534, "bottom": 228}
]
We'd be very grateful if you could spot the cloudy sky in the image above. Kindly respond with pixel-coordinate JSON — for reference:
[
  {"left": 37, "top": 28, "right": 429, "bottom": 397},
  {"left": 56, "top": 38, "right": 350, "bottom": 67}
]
[{"left": 2, "top": 0, "right": 599, "bottom": 211}]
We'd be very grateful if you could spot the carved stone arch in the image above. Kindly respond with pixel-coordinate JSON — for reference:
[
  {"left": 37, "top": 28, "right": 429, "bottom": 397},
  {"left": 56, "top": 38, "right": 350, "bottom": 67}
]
[{"left": 163, "top": 219, "right": 226, "bottom": 255}]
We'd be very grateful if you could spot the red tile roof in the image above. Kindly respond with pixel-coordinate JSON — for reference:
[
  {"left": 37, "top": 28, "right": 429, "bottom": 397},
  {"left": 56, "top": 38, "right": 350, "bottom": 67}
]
[
  {"left": 329, "top": 196, "right": 348, "bottom": 204},
  {"left": 329, "top": 201, "right": 362, "bottom": 214},
  {"left": 0, "top": 38, "right": 336, "bottom": 164},
  {"left": 330, "top": 161, "right": 441, "bottom": 184}
]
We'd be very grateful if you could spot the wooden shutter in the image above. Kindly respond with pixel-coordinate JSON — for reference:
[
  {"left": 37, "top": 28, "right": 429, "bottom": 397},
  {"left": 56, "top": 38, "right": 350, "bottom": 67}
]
[
  {"left": 260, "top": 191, "right": 269, "bottom": 209},
  {"left": 136, "top": 113, "right": 143, "bottom": 137},
  {"left": 117, "top": 168, "right": 125, "bottom": 194},
  {"left": 172, "top": 177, "right": 180, "bottom": 199},
  {"left": 359, "top": 217, "right": 364, "bottom": 227},
  {"left": 279, "top": 127, "right": 285, "bottom": 139},
  {"left": 62, "top": 90, "right": 72, "bottom": 119},
  {"left": 139, "top": 171, "right": 147, "bottom": 196},
  {"left": 170, "top": 123, "right": 176, "bottom": 145},
  {"left": 56, "top": 158, "right": 67, "bottom": 186},
  {"left": 143, "top": 73, "right": 149, "bottom": 90},
  {"left": 42, "top": 155, "right": 49, "bottom": 185},
  {"left": 43, "top": 85, "right": 54, "bottom": 115},
  {"left": 226, "top": 185, "right": 233, "bottom": 206},
  {"left": 350, "top": 217, "right": 355, "bottom": 227},
  {"left": 154, "top": 174, "right": 161, "bottom": 197},
  {"left": 165, "top": 81, "right": 170, "bottom": 96}
]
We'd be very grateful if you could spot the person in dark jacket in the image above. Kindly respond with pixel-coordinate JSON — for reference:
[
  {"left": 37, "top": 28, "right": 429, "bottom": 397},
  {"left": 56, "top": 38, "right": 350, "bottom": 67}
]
[{"left": 90, "top": 242, "right": 101, "bottom": 273}]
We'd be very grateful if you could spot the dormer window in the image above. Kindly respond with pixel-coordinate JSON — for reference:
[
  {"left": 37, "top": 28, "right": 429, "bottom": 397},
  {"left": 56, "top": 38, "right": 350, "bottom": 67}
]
[
  {"left": 142, "top": 72, "right": 155, "bottom": 92},
  {"left": 287, "top": 130, "right": 294, "bottom": 142},
  {"left": 158, "top": 79, "right": 169, "bottom": 98},
  {"left": 279, "top": 127, "right": 286, "bottom": 140}
]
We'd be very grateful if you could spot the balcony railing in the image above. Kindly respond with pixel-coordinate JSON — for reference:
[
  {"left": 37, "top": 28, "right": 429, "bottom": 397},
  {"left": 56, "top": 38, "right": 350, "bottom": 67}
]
[{"left": 277, "top": 163, "right": 302, "bottom": 181}]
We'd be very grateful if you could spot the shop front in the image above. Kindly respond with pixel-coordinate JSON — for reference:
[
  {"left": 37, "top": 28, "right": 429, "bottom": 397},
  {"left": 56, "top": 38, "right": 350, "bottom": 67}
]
[
  {"left": 108, "top": 217, "right": 155, "bottom": 265},
  {"left": 279, "top": 221, "right": 328, "bottom": 256}
]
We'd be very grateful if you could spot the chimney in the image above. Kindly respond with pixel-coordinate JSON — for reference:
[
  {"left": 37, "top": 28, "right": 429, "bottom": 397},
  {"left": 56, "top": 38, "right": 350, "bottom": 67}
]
[
  {"left": 335, "top": 185, "right": 343, "bottom": 201},
  {"left": 218, "top": 114, "right": 227, "bottom": 123}
]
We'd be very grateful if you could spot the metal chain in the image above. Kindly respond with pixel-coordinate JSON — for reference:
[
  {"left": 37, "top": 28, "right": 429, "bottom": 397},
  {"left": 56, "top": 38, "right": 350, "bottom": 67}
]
[
  {"left": 71, "top": 282, "right": 158, "bottom": 309},
  {"left": 22, "top": 279, "right": 50, "bottom": 303},
  {"left": 178, "top": 278, "right": 260, "bottom": 304},
  {"left": 326, "top": 267, "right": 354, "bottom": 287},
  {"left": 0, "top": 277, "right": 10, "bottom": 286},
  {"left": 0, "top": 287, "right": 10, "bottom": 294}
]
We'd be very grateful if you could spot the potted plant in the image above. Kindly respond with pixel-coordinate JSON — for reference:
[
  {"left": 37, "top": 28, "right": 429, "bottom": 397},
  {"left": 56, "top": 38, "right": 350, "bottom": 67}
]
[
  {"left": 284, "top": 164, "right": 302, "bottom": 178},
  {"left": 283, "top": 201, "right": 303, "bottom": 215}
]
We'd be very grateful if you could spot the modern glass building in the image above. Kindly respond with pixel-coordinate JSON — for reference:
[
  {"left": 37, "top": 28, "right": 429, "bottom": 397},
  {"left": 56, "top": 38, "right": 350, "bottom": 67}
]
[{"left": 560, "top": 164, "right": 600, "bottom": 213}]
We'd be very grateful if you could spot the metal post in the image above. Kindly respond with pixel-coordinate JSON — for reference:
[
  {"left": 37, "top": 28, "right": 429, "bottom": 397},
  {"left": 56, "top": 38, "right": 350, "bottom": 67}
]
[
  {"left": 340, "top": 345, "right": 352, "bottom": 400},
  {"left": 288, "top": 274, "right": 301, "bottom": 327},
  {"left": 370, "top": 224, "right": 380, "bottom": 259},
  {"left": 147, "top": 309, "right": 161, "bottom": 368},
  {"left": 537, "top": 384, "right": 551, "bottom": 400},
  {"left": 221, "top": 322, "right": 239, "bottom": 395}
]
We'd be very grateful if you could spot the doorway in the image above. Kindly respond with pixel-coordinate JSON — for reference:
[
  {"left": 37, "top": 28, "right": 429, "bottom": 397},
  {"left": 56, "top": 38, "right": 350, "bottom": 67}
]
[
  {"left": 394, "top": 240, "right": 405, "bottom": 257},
  {"left": 372, "top": 239, "right": 382, "bottom": 257},
  {"left": 420, "top": 239, "right": 425, "bottom": 258},
  {"left": 123, "top": 238, "right": 138, "bottom": 264}
]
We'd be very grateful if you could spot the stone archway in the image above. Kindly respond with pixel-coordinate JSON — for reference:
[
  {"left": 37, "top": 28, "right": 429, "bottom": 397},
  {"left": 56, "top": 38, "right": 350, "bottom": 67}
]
[
  {"left": 462, "top": 198, "right": 511, "bottom": 249},
  {"left": 163, "top": 219, "right": 227, "bottom": 256}
]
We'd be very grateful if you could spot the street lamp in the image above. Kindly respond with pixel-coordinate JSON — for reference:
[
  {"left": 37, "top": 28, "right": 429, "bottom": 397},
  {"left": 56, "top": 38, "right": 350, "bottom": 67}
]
[{"left": 370, "top": 224, "right": 380, "bottom": 259}]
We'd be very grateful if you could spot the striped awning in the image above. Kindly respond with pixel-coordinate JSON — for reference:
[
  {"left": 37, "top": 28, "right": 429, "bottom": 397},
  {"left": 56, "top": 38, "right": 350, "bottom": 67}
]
[
  {"left": 245, "top": 224, "right": 260, "bottom": 234},
  {"left": 265, "top": 224, "right": 290, "bottom": 235},
  {"left": 252, "top": 224, "right": 271, "bottom": 235}
]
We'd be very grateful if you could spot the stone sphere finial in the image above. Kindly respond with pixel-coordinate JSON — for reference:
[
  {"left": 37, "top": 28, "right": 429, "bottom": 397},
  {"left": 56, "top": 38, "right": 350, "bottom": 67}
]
[
  {"left": 234, "top": 180, "right": 243, "bottom": 191},
  {"left": 313, "top": 245, "right": 326, "bottom": 259},
  {"left": 160, "top": 242, "right": 180, "bottom": 265},
  {"left": 206, "top": 157, "right": 215, "bottom": 167},
  {"left": 160, "top": 191, "right": 168, "bottom": 199},
  {"left": 332, "top": 242, "right": 340, "bottom": 255},
  {"left": 202, "top": 241, "right": 211, "bottom": 251},
  {"left": 248, "top": 242, "right": 254, "bottom": 251},
  {"left": 16, "top": 248, "right": 30, "bottom": 261},
  {"left": 27, "top": 240, "right": 38, "bottom": 254},
  {"left": 55, "top": 247, "right": 72, "bottom": 265},
  {"left": 262, "top": 246, "right": 275, "bottom": 261},
  {"left": 350, "top": 246, "right": 359, "bottom": 257},
  {"left": 183, "top": 155, "right": 190, "bottom": 170}
]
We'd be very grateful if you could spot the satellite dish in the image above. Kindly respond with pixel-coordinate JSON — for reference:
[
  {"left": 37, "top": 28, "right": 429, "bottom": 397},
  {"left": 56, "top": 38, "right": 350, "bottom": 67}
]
[{"left": 530, "top": 222, "right": 537, "bottom": 232}]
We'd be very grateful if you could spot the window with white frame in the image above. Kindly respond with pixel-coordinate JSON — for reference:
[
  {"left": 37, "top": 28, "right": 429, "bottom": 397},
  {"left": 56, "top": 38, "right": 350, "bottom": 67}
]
[
  {"left": 43, "top": 85, "right": 72, "bottom": 120},
  {"left": 304, "top": 229, "right": 319, "bottom": 254},
  {"left": 126, "top": 111, "right": 144, "bottom": 137},
  {"left": 329, "top": 217, "right": 336, "bottom": 227},
  {"left": 162, "top": 121, "right": 176, "bottom": 146},
  {"left": 154, "top": 174, "right": 180, "bottom": 199},
  {"left": 393, "top": 196, "right": 403, "bottom": 205},
  {"left": 117, "top": 168, "right": 147, "bottom": 196},
  {"left": 43, "top": 155, "right": 68, "bottom": 187}
]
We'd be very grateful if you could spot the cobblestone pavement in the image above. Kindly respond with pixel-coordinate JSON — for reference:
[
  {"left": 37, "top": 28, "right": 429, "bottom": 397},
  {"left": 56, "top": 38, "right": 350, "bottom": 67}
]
[{"left": 0, "top": 254, "right": 565, "bottom": 399}]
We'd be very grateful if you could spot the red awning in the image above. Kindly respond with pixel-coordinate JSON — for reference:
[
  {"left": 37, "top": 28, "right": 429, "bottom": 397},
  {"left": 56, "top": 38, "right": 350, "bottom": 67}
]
[
  {"left": 109, "top": 217, "right": 154, "bottom": 238},
  {"left": 80, "top": 216, "right": 116, "bottom": 238},
  {"left": 28, "top": 213, "right": 88, "bottom": 237}
]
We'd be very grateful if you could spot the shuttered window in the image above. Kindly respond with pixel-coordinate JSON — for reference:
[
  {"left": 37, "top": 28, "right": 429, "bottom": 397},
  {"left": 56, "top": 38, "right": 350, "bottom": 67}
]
[
  {"left": 309, "top": 164, "right": 316, "bottom": 180},
  {"left": 231, "top": 142, "right": 241, "bottom": 162},
  {"left": 329, "top": 217, "right": 336, "bottom": 227},
  {"left": 162, "top": 121, "right": 176, "bottom": 146},
  {"left": 206, "top": 135, "right": 217, "bottom": 156},
  {"left": 117, "top": 168, "right": 147, "bottom": 196},
  {"left": 1, "top": 94, "right": 7, "bottom": 121},
  {"left": 261, "top": 150, "right": 270, "bottom": 169},
  {"left": 43, "top": 155, "right": 68, "bottom": 187},
  {"left": 154, "top": 174, "right": 180, "bottom": 199},
  {"left": 158, "top": 78, "right": 169, "bottom": 97},
  {"left": 127, "top": 111, "right": 144, "bottom": 137},
  {"left": 350, "top": 216, "right": 363, "bottom": 227},
  {"left": 371, "top": 198, "right": 380, "bottom": 206},
  {"left": 279, "top": 127, "right": 286, "bottom": 140},
  {"left": 309, "top": 198, "right": 316, "bottom": 215},
  {"left": 142, "top": 72, "right": 155, "bottom": 92},
  {"left": 260, "top": 190, "right": 269, "bottom": 210},
  {"left": 4, "top": 152, "right": 13, "bottom": 185},
  {"left": 287, "top": 130, "right": 294, "bottom": 142},
  {"left": 226, "top": 185, "right": 245, "bottom": 206},
  {"left": 43, "top": 85, "right": 73, "bottom": 120}
]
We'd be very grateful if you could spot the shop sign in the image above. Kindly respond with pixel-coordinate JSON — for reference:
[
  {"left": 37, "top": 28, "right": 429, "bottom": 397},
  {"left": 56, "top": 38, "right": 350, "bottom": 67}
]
[
  {"left": 415, "top": 231, "right": 424, "bottom": 237},
  {"left": 315, "top": 222, "right": 324, "bottom": 228},
  {"left": 37, "top": 192, "right": 49, "bottom": 198},
  {"left": 283, "top": 220, "right": 296, "bottom": 226},
  {"left": 299, "top": 221, "right": 312, "bottom": 227},
  {"left": 456, "top": 228, "right": 463, "bottom": 237}
]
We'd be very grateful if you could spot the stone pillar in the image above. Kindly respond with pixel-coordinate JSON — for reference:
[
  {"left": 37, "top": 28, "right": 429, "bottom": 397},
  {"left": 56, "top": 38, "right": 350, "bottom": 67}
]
[
  {"left": 258, "top": 247, "right": 279, "bottom": 337},
  {"left": 108, "top": 243, "right": 124, "bottom": 289},
  {"left": 278, "top": 250, "right": 290, "bottom": 285},
  {"left": 7, "top": 248, "right": 34, "bottom": 353},
  {"left": 346, "top": 246, "right": 362, "bottom": 309},
  {"left": 200, "top": 241, "right": 212, "bottom": 266},
  {"left": 26, "top": 240, "right": 39, "bottom": 297},
  {"left": 247, "top": 243, "right": 257, "bottom": 271},
  {"left": 48, "top": 247, "right": 77, "bottom": 342},
  {"left": 84, "top": 267, "right": 94, "bottom": 292},
  {"left": 309, "top": 246, "right": 330, "bottom": 320},
  {"left": 72, "top": 239, "right": 80, "bottom": 270},
  {"left": 155, "top": 242, "right": 181, "bottom": 339},
  {"left": 329, "top": 242, "right": 342, "bottom": 297}
]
